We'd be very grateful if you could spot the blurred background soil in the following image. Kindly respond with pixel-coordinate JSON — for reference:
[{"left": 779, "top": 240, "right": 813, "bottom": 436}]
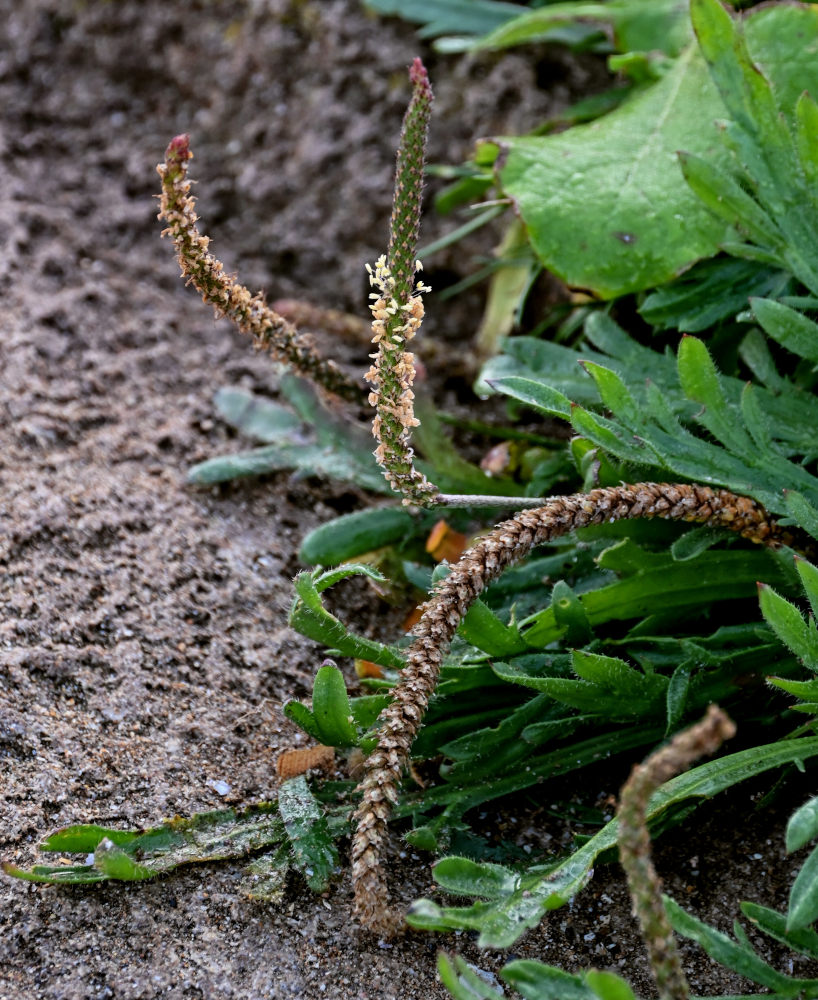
[{"left": 1, "top": 2, "right": 814, "bottom": 997}]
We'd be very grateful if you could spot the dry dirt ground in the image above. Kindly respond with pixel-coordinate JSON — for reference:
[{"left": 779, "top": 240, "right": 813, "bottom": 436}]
[{"left": 2, "top": 2, "right": 817, "bottom": 998}]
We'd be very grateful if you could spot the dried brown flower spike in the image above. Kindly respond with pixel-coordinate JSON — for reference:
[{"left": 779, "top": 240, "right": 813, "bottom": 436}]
[
  {"left": 158, "top": 134, "right": 359, "bottom": 402},
  {"left": 351, "top": 482, "right": 792, "bottom": 934},
  {"left": 618, "top": 705, "right": 736, "bottom": 1000}
]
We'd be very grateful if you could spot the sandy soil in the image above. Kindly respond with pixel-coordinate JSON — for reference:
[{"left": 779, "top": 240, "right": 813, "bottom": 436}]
[{"left": 2, "top": 2, "right": 816, "bottom": 998}]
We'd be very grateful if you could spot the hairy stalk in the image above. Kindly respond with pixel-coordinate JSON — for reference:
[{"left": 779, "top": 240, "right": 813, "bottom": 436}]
[
  {"left": 366, "top": 59, "right": 439, "bottom": 506},
  {"left": 618, "top": 705, "right": 736, "bottom": 1000},
  {"left": 351, "top": 482, "right": 794, "bottom": 934},
  {"left": 158, "top": 134, "right": 359, "bottom": 402}
]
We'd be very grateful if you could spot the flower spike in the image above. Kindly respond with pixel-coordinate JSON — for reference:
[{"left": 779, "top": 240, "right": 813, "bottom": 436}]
[{"left": 158, "top": 134, "right": 359, "bottom": 402}]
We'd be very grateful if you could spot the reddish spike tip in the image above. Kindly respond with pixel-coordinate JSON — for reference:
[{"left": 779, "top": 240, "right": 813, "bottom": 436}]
[
  {"left": 165, "top": 133, "right": 192, "bottom": 164},
  {"left": 409, "top": 57, "right": 429, "bottom": 89}
]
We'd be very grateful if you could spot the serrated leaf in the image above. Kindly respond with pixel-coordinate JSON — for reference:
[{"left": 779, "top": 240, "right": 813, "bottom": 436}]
[
  {"left": 751, "top": 298, "right": 818, "bottom": 365},
  {"left": 741, "top": 901, "right": 818, "bottom": 960},
  {"left": 667, "top": 894, "right": 818, "bottom": 992},
  {"left": 759, "top": 584, "right": 818, "bottom": 671}
]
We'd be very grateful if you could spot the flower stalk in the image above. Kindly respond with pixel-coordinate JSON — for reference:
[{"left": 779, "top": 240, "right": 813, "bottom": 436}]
[
  {"left": 366, "top": 59, "right": 439, "bottom": 506},
  {"left": 351, "top": 482, "right": 794, "bottom": 934},
  {"left": 618, "top": 705, "right": 736, "bottom": 1000},
  {"left": 158, "top": 134, "right": 359, "bottom": 402}
]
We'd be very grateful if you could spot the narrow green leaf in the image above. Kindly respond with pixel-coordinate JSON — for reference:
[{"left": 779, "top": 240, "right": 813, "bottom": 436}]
[
  {"left": 797, "top": 558, "right": 818, "bottom": 623},
  {"left": 93, "top": 838, "right": 155, "bottom": 881},
  {"left": 785, "top": 493, "right": 818, "bottom": 543},
  {"left": 788, "top": 844, "right": 818, "bottom": 932},
  {"left": 213, "top": 386, "right": 303, "bottom": 442},
  {"left": 408, "top": 738, "right": 818, "bottom": 947},
  {"left": 678, "top": 152, "right": 781, "bottom": 248},
  {"left": 277, "top": 776, "right": 338, "bottom": 892},
  {"left": 741, "top": 901, "right": 818, "bottom": 960},
  {"left": 437, "top": 953, "right": 507, "bottom": 1000},
  {"left": 282, "top": 700, "right": 324, "bottom": 744},
  {"left": 459, "top": 599, "right": 530, "bottom": 658},
  {"left": 667, "top": 895, "right": 818, "bottom": 992},
  {"left": 289, "top": 571, "right": 404, "bottom": 669},
  {"left": 40, "top": 825, "right": 139, "bottom": 853},
  {"left": 487, "top": 376, "right": 572, "bottom": 420},
  {"left": 584, "top": 969, "right": 638, "bottom": 1000},
  {"left": 677, "top": 335, "right": 753, "bottom": 455},
  {"left": 432, "top": 858, "right": 520, "bottom": 901},
  {"left": 551, "top": 580, "right": 592, "bottom": 647},
  {"left": 786, "top": 796, "right": 818, "bottom": 854},
  {"left": 502, "top": 960, "right": 596, "bottom": 1000},
  {"left": 758, "top": 583, "right": 818, "bottom": 671},
  {"left": 665, "top": 664, "right": 691, "bottom": 736},
  {"left": 752, "top": 298, "right": 818, "bottom": 365},
  {"left": 795, "top": 91, "right": 818, "bottom": 191},
  {"left": 311, "top": 664, "right": 359, "bottom": 748},
  {"left": 299, "top": 507, "right": 424, "bottom": 566}
]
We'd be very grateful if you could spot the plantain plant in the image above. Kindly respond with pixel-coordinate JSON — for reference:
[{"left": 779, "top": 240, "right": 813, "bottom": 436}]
[{"left": 9, "top": 1, "right": 818, "bottom": 996}]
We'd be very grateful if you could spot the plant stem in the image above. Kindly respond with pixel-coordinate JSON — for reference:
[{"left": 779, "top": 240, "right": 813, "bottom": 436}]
[{"left": 618, "top": 705, "right": 736, "bottom": 1000}]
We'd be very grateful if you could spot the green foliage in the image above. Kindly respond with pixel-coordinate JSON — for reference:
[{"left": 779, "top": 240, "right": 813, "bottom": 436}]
[
  {"left": 188, "top": 379, "right": 389, "bottom": 492},
  {"left": 491, "top": 2, "right": 818, "bottom": 299},
  {"left": 407, "top": 737, "right": 818, "bottom": 947},
  {"left": 2, "top": 795, "right": 347, "bottom": 895}
]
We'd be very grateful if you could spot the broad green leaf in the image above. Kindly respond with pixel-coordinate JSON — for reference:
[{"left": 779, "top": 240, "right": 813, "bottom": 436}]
[
  {"left": 277, "top": 776, "right": 338, "bottom": 892},
  {"left": 502, "top": 961, "right": 596, "bottom": 1000},
  {"left": 497, "top": 44, "right": 730, "bottom": 298},
  {"left": 497, "top": 3, "right": 818, "bottom": 298},
  {"left": 583, "top": 970, "right": 638, "bottom": 1000},
  {"left": 787, "top": 796, "right": 818, "bottom": 854}
]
